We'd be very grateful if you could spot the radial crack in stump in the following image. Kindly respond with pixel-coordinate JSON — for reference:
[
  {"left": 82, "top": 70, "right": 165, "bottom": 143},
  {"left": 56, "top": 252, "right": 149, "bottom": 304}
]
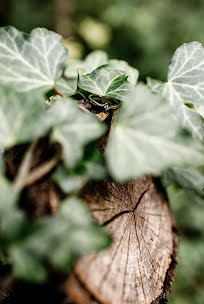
[{"left": 65, "top": 176, "right": 179, "bottom": 304}]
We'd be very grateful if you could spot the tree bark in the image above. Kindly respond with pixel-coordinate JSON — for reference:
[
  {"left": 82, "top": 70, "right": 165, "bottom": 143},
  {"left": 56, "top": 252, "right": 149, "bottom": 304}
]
[{"left": 63, "top": 176, "right": 179, "bottom": 304}]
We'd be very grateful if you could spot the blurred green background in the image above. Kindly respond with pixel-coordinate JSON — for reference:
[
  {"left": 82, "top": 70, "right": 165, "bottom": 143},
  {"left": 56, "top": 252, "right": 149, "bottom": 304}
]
[{"left": 1, "top": 0, "right": 204, "bottom": 303}]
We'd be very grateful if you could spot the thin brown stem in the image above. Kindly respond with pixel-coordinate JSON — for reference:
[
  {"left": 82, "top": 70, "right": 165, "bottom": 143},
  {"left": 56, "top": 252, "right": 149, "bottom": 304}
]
[
  {"left": 54, "top": 86, "right": 64, "bottom": 97},
  {"left": 23, "top": 155, "right": 60, "bottom": 187},
  {"left": 14, "top": 139, "right": 38, "bottom": 191}
]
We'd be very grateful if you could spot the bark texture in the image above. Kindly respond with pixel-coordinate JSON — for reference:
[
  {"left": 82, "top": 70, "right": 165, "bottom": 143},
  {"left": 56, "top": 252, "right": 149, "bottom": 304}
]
[{"left": 64, "top": 176, "right": 179, "bottom": 304}]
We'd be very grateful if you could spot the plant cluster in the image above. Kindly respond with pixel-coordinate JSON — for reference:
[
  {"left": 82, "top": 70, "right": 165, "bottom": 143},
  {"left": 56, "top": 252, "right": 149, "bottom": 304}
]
[{"left": 0, "top": 26, "right": 204, "bottom": 283}]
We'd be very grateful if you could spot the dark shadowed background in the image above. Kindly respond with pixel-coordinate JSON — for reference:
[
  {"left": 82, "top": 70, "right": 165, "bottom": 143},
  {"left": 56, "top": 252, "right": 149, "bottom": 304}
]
[{"left": 1, "top": 0, "right": 204, "bottom": 303}]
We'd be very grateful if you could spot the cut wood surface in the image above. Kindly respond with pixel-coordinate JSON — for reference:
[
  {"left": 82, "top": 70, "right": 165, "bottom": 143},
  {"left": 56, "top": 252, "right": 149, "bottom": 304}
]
[{"left": 64, "top": 176, "right": 179, "bottom": 304}]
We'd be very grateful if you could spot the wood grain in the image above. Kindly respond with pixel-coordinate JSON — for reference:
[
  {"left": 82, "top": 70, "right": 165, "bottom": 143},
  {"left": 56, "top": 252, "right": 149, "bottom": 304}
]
[{"left": 64, "top": 176, "right": 178, "bottom": 304}]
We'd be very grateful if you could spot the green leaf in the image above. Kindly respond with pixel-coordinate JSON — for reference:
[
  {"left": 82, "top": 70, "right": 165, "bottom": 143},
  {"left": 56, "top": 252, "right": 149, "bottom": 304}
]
[
  {"left": 108, "top": 59, "right": 139, "bottom": 85},
  {"left": 53, "top": 148, "right": 107, "bottom": 194},
  {"left": 164, "top": 42, "right": 204, "bottom": 105},
  {"left": 106, "top": 84, "right": 204, "bottom": 181},
  {"left": 162, "top": 167, "right": 204, "bottom": 197},
  {"left": 55, "top": 78, "right": 77, "bottom": 97},
  {"left": 82, "top": 50, "right": 109, "bottom": 74},
  {"left": 0, "top": 87, "right": 51, "bottom": 149},
  {"left": 11, "top": 248, "right": 48, "bottom": 282},
  {"left": 64, "top": 60, "right": 83, "bottom": 79},
  {"left": 64, "top": 50, "right": 108, "bottom": 78},
  {"left": 147, "top": 77, "right": 163, "bottom": 93},
  {"left": 49, "top": 97, "right": 105, "bottom": 168},
  {"left": 10, "top": 198, "right": 111, "bottom": 279},
  {"left": 0, "top": 26, "right": 68, "bottom": 92},
  {"left": 78, "top": 66, "right": 133, "bottom": 100},
  {"left": 0, "top": 175, "right": 25, "bottom": 242},
  {"left": 162, "top": 42, "right": 204, "bottom": 139},
  {"left": 176, "top": 105, "right": 204, "bottom": 140},
  {"left": 167, "top": 184, "right": 204, "bottom": 210}
]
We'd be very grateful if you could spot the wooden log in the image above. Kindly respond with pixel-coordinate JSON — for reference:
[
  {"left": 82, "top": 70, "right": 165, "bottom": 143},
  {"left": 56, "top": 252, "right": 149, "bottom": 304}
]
[{"left": 63, "top": 176, "right": 179, "bottom": 304}]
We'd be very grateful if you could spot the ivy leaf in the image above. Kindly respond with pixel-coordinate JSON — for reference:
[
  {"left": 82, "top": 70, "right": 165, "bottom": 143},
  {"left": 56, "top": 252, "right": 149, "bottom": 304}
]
[
  {"left": 78, "top": 66, "right": 133, "bottom": 100},
  {"left": 82, "top": 50, "right": 109, "bottom": 74},
  {"left": 108, "top": 59, "right": 139, "bottom": 85},
  {"left": 0, "top": 26, "right": 68, "bottom": 92},
  {"left": 196, "top": 105, "right": 204, "bottom": 118},
  {"left": 10, "top": 198, "right": 111, "bottom": 281},
  {"left": 164, "top": 41, "right": 204, "bottom": 105},
  {"left": 64, "top": 50, "right": 108, "bottom": 79},
  {"left": 49, "top": 97, "right": 105, "bottom": 168},
  {"left": 162, "top": 42, "right": 204, "bottom": 139},
  {"left": 147, "top": 77, "right": 163, "bottom": 93},
  {"left": 0, "top": 176, "right": 25, "bottom": 242},
  {"left": 162, "top": 167, "right": 204, "bottom": 197},
  {"left": 0, "top": 87, "right": 51, "bottom": 149},
  {"left": 11, "top": 248, "right": 48, "bottom": 282},
  {"left": 167, "top": 184, "right": 204, "bottom": 212},
  {"left": 53, "top": 148, "right": 107, "bottom": 194},
  {"left": 175, "top": 105, "right": 204, "bottom": 140},
  {"left": 55, "top": 78, "right": 77, "bottom": 97},
  {"left": 106, "top": 84, "right": 204, "bottom": 181}
]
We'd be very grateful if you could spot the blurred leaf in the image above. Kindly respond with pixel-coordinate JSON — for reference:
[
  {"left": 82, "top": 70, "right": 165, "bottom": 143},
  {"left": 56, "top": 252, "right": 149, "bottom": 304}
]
[
  {"left": 49, "top": 97, "right": 105, "bottom": 168},
  {"left": 108, "top": 59, "right": 139, "bottom": 85},
  {"left": 147, "top": 77, "right": 163, "bottom": 93},
  {"left": 0, "top": 26, "right": 67, "bottom": 92},
  {"left": 0, "top": 175, "right": 25, "bottom": 242},
  {"left": 11, "top": 248, "right": 48, "bottom": 282},
  {"left": 78, "top": 66, "right": 133, "bottom": 99},
  {"left": 53, "top": 149, "right": 107, "bottom": 194},
  {"left": 83, "top": 50, "right": 109, "bottom": 74},
  {"left": 163, "top": 167, "right": 204, "bottom": 197},
  {"left": 0, "top": 87, "right": 51, "bottom": 149},
  {"left": 10, "top": 198, "right": 111, "bottom": 281},
  {"left": 106, "top": 84, "right": 204, "bottom": 180},
  {"left": 55, "top": 78, "right": 77, "bottom": 97},
  {"left": 64, "top": 50, "right": 109, "bottom": 79}
]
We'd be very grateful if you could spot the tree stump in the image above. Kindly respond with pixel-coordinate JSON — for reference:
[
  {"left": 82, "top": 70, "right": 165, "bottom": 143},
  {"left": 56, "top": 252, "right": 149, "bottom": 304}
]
[{"left": 63, "top": 176, "right": 179, "bottom": 304}]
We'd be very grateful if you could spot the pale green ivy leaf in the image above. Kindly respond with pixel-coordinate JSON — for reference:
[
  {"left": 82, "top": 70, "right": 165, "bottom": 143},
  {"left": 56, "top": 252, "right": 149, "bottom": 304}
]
[
  {"left": 0, "top": 26, "right": 68, "bottom": 92},
  {"left": 162, "top": 42, "right": 204, "bottom": 140},
  {"left": 106, "top": 84, "right": 204, "bottom": 181},
  {"left": 53, "top": 150, "right": 107, "bottom": 194},
  {"left": 162, "top": 167, "right": 204, "bottom": 197},
  {"left": 10, "top": 198, "right": 111, "bottom": 280},
  {"left": 164, "top": 41, "right": 204, "bottom": 105},
  {"left": 0, "top": 175, "right": 25, "bottom": 241},
  {"left": 55, "top": 78, "right": 77, "bottom": 97},
  {"left": 78, "top": 66, "right": 133, "bottom": 100},
  {"left": 64, "top": 50, "right": 108, "bottom": 79},
  {"left": 147, "top": 77, "right": 163, "bottom": 93},
  {"left": 0, "top": 87, "right": 52, "bottom": 149},
  {"left": 49, "top": 97, "right": 105, "bottom": 168},
  {"left": 108, "top": 59, "right": 139, "bottom": 85},
  {"left": 83, "top": 50, "right": 109, "bottom": 74}
]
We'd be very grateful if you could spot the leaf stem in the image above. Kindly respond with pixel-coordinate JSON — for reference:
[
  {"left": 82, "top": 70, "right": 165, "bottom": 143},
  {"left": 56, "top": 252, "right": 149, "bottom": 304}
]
[
  {"left": 77, "top": 91, "right": 89, "bottom": 102},
  {"left": 23, "top": 154, "right": 61, "bottom": 187},
  {"left": 14, "top": 139, "right": 38, "bottom": 191},
  {"left": 54, "top": 86, "right": 64, "bottom": 97}
]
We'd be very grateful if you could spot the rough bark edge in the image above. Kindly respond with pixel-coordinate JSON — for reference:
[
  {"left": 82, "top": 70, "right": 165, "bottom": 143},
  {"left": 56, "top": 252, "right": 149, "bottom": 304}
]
[{"left": 151, "top": 226, "right": 179, "bottom": 304}]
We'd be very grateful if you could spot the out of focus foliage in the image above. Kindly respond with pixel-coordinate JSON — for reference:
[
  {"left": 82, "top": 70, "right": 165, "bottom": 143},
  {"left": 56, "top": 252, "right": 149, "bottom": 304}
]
[
  {"left": 168, "top": 185, "right": 204, "bottom": 304},
  {"left": 1, "top": 0, "right": 204, "bottom": 302}
]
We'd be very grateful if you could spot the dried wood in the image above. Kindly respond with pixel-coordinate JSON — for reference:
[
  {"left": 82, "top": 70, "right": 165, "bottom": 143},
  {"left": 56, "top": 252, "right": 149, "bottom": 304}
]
[{"left": 64, "top": 176, "right": 179, "bottom": 304}]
